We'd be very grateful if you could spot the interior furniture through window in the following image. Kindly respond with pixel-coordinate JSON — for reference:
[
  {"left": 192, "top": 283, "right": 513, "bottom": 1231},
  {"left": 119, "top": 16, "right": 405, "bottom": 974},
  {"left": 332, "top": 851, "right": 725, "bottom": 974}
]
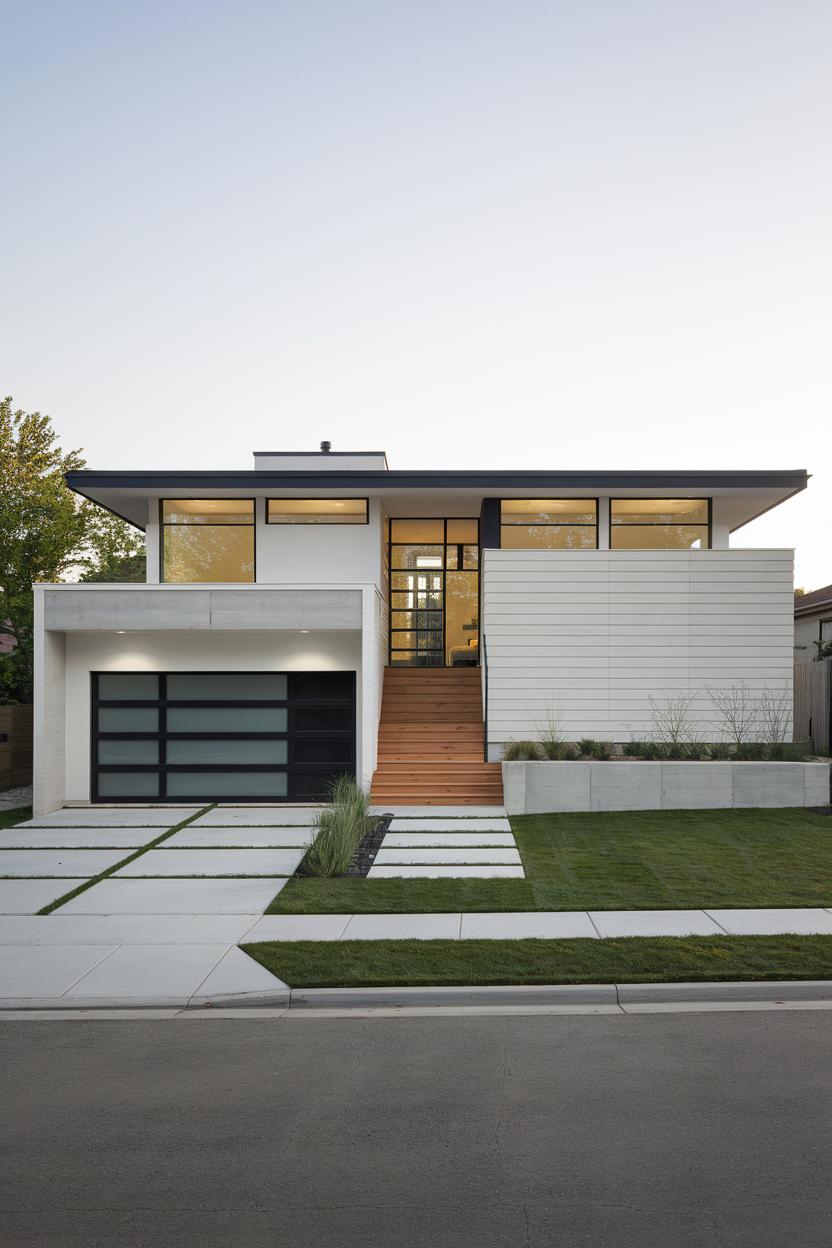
[
  {"left": 267, "top": 499, "right": 368, "bottom": 524},
  {"left": 500, "top": 499, "right": 598, "bottom": 548},
  {"left": 610, "top": 498, "right": 711, "bottom": 548},
  {"left": 160, "top": 499, "right": 255, "bottom": 582},
  {"left": 388, "top": 518, "right": 479, "bottom": 666},
  {"left": 91, "top": 671, "right": 355, "bottom": 802}
]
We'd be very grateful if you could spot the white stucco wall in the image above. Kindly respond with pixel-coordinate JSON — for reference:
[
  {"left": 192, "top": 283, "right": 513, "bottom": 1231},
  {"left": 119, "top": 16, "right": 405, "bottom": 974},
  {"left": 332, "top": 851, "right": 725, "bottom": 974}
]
[
  {"left": 61, "top": 630, "right": 363, "bottom": 804},
  {"left": 482, "top": 547, "right": 795, "bottom": 748}
]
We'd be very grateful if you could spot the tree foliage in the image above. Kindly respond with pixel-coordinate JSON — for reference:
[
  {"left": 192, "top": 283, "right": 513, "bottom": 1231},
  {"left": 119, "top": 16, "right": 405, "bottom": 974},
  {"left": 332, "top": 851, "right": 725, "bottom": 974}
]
[{"left": 0, "top": 397, "right": 145, "bottom": 703}]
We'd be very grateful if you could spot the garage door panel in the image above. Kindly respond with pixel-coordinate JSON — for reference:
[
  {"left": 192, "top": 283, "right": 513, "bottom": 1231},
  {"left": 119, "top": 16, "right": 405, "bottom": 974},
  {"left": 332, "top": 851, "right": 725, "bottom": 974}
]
[{"left": 91, "top": 670, "right": 355, "bottom": 803}]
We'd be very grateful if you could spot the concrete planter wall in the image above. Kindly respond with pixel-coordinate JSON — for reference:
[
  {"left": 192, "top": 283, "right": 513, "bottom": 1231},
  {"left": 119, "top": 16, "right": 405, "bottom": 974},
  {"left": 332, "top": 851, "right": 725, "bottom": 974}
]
[{"left": 502, "top": 760, "right": 831, "bottom": 815}]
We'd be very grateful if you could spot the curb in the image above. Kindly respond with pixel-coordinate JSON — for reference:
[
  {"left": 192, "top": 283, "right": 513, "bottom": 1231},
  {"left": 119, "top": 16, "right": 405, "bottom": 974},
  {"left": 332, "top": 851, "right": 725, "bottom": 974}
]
[
  {"left": 287, "top": 979, "right": 832, "bottom": 1010},
  {"left": 3, "top": 980, "right": 832, "bottom": 1012}
]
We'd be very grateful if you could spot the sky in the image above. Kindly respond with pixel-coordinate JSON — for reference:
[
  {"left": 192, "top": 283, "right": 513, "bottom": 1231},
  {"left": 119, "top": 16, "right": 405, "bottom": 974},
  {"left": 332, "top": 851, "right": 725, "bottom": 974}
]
[{"left": 1, "top": 0, "right": 830, "bottom": 588}]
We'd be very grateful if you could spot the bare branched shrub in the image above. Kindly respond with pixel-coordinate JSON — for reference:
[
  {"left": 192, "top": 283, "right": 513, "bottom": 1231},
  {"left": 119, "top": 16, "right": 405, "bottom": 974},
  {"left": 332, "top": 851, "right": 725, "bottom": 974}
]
[
  {"left": 648, "top": 692, "right": 702, "bottom": 747},
  {"left": 538, "top": 698, "right": 565, "bottom": 759},
  {"left": 757, "top": 683, "right": 792, "bottom": 745},
  {"left": 708, "top": 683, "right": 758, "bottom": 747}
]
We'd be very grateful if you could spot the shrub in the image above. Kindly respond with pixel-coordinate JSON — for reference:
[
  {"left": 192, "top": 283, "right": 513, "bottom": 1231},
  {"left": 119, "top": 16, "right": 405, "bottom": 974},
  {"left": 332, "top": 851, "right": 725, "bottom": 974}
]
[
  {"left": 503, "top": 740, "right": 543, "bottom": 761},
  {"left": 708, "top": 742, "right": 733, "bottom": 760},
  {"left": 303, "top": 775, "right": 371, "bottom": 878},
  {"left": 623, "top": 741, "right": 643, "bottom": 757},
  {"left": 589, "top": 740, "right": 613, "bottom": 760},
  {"left": 539, "top": 738, "right": 579, "bottom": 760},
  {"left": 577, "top": 738, "right": 596, "bottom": 756}
]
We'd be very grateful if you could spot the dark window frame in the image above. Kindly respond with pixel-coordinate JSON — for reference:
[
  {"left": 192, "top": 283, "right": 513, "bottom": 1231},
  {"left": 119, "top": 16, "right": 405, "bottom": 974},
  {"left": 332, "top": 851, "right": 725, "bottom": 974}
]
[
  {"left": 90, "top": 670, "right": 355, "bottom": 803},
  {"left": 159, "top": 498, "right": 257, "bottom": 583},
  {"left": 499, "top": 497, "right": 600, "bottom": 550},
  {"left": 609, "top": 497, "right": 712, "bottom": 549},
  {"left": 266, "top": 498, "right": 369, "bottom": 525},
  {"left": 387, "top": 517, "right": 479, "bottom": 666}
]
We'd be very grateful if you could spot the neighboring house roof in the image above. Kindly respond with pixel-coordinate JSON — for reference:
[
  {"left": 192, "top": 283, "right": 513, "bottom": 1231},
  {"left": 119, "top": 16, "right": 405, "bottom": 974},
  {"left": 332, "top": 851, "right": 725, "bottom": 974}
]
[
  {"left": 65, "top": 467, "right": 810, "bottom": 533},
  {"left": 795, "top": 584, "right": 832, "bottom": 617}
]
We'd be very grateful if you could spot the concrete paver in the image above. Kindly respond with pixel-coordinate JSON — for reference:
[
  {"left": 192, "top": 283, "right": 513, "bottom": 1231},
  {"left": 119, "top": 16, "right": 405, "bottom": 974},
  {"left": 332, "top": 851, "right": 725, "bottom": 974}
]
[
  {"left": 0, "top": 849, "right": 128, "bottom": 878},
  {"left": 383, "top": 831, "right": 516, "bottom": 847},
  {"left": 590, "top": 909, "right": 726, "bottom": 938},
  {"left": 0, "top": 829, "right": 149, "bottom": 849},
  {"left": 190, "top": 807, "right": 320, "bottom": 827},
  {"left": 0, "top": 943, "right": 117, "bottom": 998},
  {"left": 460, "top": 911, "right": 599, "bottom": 940},
  {"left": 0, "top": 880, "right": 86, "bottom": 914},
  {"left": 374, "top": 847, "right": 521, "bottom": 865},
  {"left": 243, "top": 914, "right": 353, "bottom": 942},
  {"left": 166, "top": 828, "right": 311, "bottom": 848},
  {"left": 58, "top": 878, "right": 287, "bottom": 914},
  {"left": 115, "top": 848, "right": 304, "bottom": 877},
  {"left": 367, "top": 864, "right": 525, "bottom": 879},
  {"left": 16, "top": 808, "right": 198, "bottom": 828},
  {"left": 706, "top": 907, "right": 832, "bottom": 935},
  {"left": 61, "top": 943, "right": 235, "bottom": 1001},
  {"left": 342, "top": 913, "right": 461, "bottom": 940}
]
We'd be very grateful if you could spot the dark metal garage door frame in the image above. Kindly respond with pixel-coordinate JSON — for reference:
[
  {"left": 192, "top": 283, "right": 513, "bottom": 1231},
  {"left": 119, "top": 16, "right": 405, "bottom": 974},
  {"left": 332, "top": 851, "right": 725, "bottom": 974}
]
[{"left": 90, "top": 670, "right": 356, "bottom": 803}]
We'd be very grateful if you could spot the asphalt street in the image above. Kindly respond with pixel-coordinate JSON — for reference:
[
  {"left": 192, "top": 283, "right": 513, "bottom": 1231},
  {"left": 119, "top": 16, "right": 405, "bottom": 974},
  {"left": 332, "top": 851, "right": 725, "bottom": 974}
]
[{"left": 2, "top": 1009, "right": 831, "bottom": 1246}]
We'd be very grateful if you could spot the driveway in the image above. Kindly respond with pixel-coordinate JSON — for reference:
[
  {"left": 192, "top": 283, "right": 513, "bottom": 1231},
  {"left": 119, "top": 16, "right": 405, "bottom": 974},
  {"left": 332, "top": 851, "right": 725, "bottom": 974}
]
[{"left": 0, "top": 805, "right": 319, "bottom": 1006}]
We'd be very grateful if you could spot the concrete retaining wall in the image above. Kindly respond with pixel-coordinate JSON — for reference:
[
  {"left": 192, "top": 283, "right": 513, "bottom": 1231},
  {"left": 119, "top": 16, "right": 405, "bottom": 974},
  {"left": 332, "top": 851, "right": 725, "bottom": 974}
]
[{"left": 502, "top": 760, "right": 831, "bottom": 814}]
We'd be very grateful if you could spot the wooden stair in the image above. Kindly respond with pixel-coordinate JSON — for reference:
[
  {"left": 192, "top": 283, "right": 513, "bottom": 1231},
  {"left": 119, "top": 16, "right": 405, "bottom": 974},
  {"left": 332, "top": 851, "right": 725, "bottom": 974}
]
[{"left": 370, "top": 667, "right": 503, "bottom": 805}]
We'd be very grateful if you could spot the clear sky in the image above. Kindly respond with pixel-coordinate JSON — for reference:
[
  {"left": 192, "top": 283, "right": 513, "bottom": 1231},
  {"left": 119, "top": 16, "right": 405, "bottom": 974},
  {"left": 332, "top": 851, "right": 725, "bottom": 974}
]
[{"left": 2, "top": 1, "right": 829, "bottom": 588}]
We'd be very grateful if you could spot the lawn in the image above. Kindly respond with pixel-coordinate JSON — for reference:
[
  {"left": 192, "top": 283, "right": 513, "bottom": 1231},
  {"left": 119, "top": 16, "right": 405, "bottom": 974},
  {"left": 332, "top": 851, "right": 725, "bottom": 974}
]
[
  {"left": 268, "top": 807, "right": 832, "bottom": 914},
  {"left": 244, "top": 933, "right": 832, "bottom": 988},
  {"left": 0, "top": 807, "right": 31, "bottom": 830}
]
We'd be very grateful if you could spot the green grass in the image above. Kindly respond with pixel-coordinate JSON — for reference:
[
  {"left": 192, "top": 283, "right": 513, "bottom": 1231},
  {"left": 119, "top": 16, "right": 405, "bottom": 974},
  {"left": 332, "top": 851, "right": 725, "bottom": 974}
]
[
  {"left": 243, "top": 934, "right": 832, "bottom": 988},
  {"left": 268, "top": 807, "right": 832, "bottom": 914},
  {"left": 0, "top": 806, "right": 32, "bottom": 830}
]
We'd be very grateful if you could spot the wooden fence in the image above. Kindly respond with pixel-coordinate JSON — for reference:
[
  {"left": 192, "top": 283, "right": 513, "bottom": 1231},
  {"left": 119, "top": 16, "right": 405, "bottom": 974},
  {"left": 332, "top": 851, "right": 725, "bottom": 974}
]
[
  {"left": 0, "top": 705, "right": 33, "bottom": 790},
  {"left": 794, "top": 660, "right": 832, "bottom": 754}
]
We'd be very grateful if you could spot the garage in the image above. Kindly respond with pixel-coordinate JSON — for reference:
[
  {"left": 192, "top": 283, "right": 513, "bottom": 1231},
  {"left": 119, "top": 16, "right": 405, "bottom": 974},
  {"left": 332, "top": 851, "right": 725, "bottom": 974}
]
[{"left": 90, "top": 671, "right": 355, "bottom": 803}]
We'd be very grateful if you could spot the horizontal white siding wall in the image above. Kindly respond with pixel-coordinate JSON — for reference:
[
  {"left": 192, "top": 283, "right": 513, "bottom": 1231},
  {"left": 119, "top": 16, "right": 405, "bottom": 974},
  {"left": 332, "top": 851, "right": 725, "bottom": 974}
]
[{"left": 482, "top": 548, "right": 794, "bottom": 745}]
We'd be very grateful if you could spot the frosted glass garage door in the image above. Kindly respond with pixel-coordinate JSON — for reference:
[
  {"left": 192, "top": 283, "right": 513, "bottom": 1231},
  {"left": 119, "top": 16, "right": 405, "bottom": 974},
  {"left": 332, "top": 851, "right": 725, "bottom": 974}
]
[{"left": 91, "top": 671, "right": 355, "bottom": 802}]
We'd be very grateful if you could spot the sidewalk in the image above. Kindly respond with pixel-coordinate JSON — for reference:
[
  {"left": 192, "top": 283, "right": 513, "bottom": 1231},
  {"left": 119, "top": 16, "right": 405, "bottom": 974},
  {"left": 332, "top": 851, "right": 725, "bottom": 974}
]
[{"left": 242, "top": 907, "right": 832, "bottom": 941}]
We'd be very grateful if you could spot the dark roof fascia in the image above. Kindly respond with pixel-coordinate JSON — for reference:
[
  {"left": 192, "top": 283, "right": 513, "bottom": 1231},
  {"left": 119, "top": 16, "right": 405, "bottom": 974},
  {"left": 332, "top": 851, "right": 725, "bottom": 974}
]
[
  {"left": 65, "top": 468, "right": 809, "bottom": 491},
  {"left": 68, "top": 484, "right": 148, "bottom": 533}
]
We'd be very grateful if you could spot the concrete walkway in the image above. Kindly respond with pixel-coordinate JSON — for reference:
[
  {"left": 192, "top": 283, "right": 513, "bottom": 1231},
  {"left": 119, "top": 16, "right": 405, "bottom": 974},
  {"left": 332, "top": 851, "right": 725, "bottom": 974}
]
[{"left": 243, "top": 906, "right": 832, "bottom": 941}]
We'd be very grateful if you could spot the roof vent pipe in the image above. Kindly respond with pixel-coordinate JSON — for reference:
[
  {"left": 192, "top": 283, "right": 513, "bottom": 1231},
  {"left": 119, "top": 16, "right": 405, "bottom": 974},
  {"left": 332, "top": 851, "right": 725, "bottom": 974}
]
[{"left": 320, "top": 440, "right": 332, "bottom": 453}]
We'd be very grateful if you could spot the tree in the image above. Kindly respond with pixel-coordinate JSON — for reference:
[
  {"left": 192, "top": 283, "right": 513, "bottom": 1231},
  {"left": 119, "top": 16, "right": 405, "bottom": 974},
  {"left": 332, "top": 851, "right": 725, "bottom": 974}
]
[{"left": 0, "top": 397, "right": 145, "bottom": 703}]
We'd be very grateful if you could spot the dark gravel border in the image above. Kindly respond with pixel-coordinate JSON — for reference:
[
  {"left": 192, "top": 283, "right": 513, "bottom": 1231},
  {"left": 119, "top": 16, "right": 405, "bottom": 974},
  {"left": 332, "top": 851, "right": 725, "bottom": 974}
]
[
  {"left": 293, "top": 812, "right": 393, "bottom": 879},
  {"left": 344, "top": 813, "right": 393, "bottom": 877}
]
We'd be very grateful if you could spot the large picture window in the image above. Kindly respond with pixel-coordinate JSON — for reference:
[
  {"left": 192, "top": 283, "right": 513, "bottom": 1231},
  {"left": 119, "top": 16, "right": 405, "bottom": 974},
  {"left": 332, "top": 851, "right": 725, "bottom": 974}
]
[
  {"left": 500, "top": 499, "right": 597, "bottom": 549},
  {"left": 267, "top": 499, "right": 368, "bottom": 524},
  {"left": 610, "top": 499, "right": 711, "bottom": 549},
  {"left": 160, "top": 499, "right": 255, "bottom": 582}
]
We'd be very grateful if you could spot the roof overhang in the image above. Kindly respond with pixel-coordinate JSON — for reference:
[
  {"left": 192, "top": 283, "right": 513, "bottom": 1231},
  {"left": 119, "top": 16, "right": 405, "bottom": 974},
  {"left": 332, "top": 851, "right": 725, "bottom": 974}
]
[{"left": 65, "top": 469, "right": 810, "bottom": 532}]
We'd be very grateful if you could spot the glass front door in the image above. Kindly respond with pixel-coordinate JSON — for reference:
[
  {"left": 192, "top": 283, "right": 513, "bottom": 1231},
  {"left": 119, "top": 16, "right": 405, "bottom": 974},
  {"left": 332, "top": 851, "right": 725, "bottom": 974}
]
[{"left": 388, "top": 518, "right": 479, "bottom": 666}]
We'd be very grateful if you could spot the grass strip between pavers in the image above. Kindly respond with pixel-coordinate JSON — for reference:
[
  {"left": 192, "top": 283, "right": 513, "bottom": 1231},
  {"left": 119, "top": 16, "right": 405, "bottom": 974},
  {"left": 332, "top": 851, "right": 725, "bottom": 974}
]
[
  {"left": 36, "top": 805, "right": 217, "bottom": 914},
  {"left": 243, "top": 934, "right": 832, "bottom": 988}
]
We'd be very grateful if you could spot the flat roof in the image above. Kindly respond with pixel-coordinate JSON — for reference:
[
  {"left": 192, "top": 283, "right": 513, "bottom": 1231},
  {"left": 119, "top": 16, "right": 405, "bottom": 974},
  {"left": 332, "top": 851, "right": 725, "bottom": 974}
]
[{"left": 65, "top": 468, "right": 809, "bottom": 532}]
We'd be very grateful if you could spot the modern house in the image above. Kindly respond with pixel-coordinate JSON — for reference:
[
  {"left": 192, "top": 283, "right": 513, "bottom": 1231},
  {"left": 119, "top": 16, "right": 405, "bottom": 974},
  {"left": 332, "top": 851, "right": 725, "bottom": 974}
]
[
  {"left": 31, "top": 448, "right": 808, "bottom": 813},
  {"left": 794, "top": 584, "right": 832, "bottom": 664}
]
